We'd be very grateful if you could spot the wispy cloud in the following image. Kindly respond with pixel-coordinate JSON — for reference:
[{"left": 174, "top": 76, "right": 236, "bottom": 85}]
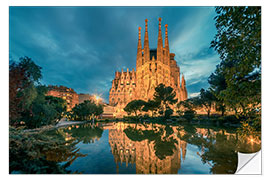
[
  {"left": 189, "top": 92, "right": 200, "bottom": 98},
  {"left": 10, "top": 7, "right": 219, "bottom": 102},
  {"left": 167, "top": 7, "right": 219, "bottom": 95}
]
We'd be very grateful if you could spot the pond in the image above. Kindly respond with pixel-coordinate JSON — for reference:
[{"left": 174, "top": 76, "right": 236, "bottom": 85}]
[{"left": 40, "top": 122, "right": 261, "bottom": 174}]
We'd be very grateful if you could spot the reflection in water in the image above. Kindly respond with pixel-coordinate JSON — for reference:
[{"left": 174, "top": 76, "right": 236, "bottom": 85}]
[
  {"left": 38, "top": 123, "right": 104, "bottom": 173},
  {"left": 104, "top": 122, "right": 260, "bottom": 174},
  {"left": 31, "top": 122, "right": 260, "bottom": 174},
  {"left": 62, "top": 123, "right": 103, "bottom": 144},
  {"left": 108, "top": 123, "right": 185, "bottom": 174}
]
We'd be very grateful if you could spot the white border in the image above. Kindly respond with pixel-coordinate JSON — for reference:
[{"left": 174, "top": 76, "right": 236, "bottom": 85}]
[{"left": 2, "top": 0, "right": 269, "bottom": 179}]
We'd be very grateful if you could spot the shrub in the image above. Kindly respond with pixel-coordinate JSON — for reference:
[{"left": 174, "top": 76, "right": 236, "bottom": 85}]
[{"left": 183, "top": 110, "right": 196, "bottom": 120}]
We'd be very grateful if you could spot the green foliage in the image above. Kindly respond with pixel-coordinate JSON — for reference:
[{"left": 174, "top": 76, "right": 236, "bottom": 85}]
[
  {"left": 177, "top": 97, "right": 199, "bottom": 112},
  {"left": 211, "top": 7, "right": 261, "bottom": 117},
  {"left": 9, "top": 57, "right": 42, "bottom": 125},
  {"left": 70, "top": 100, "right": 103, "bottom": 121},
  {"left": 164, "top": 107, "right": 173, "bottom": 119},
  {"left": 142, "top": 100, "right": 160, "bottom": 117},
  {"left": 124, "top": 99, "right": 146, "bottom": 116},
  {"left": 9, "top": 57, "right": 67, "bottom": 129},
  {"left": 21, "top": 86, "right": 67, "bottom": 129},
  {"left": 9, "top": 127, "right": 85, "bottom": 174},
  {"left": 183, "top": 110, "right": 196, "bottom": 120},
  {"left": 18, "top": 56, "right": 42, "bottom": 82},
  {"left": 198, "top": 88, "right": 216, "bottom": 118},
  {"left": 153, "top": 84, "right": 178, "bottom": 117}
]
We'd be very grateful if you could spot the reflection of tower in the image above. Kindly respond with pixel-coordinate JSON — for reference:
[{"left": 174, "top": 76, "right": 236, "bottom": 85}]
[
  {"left": 181, "top": 141, "right": 187, "bottom": 161},
  {"left": 108, "top": 123, "right": 187, "bottom": 174}
]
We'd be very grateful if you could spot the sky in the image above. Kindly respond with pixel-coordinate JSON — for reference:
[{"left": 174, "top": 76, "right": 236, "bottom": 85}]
[{"left": 9, "top": 6, "right": 220, "bottom": 103}]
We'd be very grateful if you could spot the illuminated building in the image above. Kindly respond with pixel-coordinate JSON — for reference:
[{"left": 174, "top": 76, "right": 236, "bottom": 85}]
[
  {"left": 78, "top": 93, "right": 94, "bottom": 104},
  {"left": 109, "top": 18, "right": 188, "bottom": 116},
  {"left": 47, "top": 85, "right": 79, "bottom": 111}
]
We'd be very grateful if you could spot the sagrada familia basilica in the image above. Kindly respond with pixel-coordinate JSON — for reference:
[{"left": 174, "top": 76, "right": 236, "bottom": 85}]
[{"left": 109, "top": 18, "right": 188, "bottom": 115}]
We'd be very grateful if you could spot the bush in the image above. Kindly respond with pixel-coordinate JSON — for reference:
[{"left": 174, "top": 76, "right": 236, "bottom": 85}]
[
  {"left": 165, "top": 108, "right": 173, "bottom": 119},
  {"left": 183, "top": 110, "right": 196, "bottom": 120},
  {"left": 9, "top": 127, "right": 85, "bottom": 174},
  {"left": 69, "top": 100, "right": 103, "bottom": 121}
]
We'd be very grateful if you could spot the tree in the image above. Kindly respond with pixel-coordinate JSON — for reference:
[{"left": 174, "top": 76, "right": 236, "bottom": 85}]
[
  {"left": 177, "top": 97, "right": 201, "bottom": 120},
  {"left": 198, "top": 88, "right": 216, "bottom": 118},
  {"left": 124, "top": 100, "right": 146, "bottom": 117},
  {"left": 94, "top": 104, "right": 104, "bottom": 117},
  {"left": 211, "top": 7, "right": 261, "bottom": 117},
  {"left": 70, "top": 100, "right": 103, "bottom": 121},
  {"left": 153, "top": 84, "right": 178, "bottom": 117},
  {"left": 208, "top": 65, "right": 227, "bottom": 116},
  {"left": 21, "top": 85, "right": 67, "bottom": 128},
  {"left": 9, "top": 57, "right": 42, "bottom": 126},
  {"left": 142, "top": 100, "right": 159, "bottom": 117}
]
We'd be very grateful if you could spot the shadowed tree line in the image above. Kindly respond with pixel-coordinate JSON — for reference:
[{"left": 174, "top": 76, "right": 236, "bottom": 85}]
[
  {"left": 67, "top": 100, "right": 103, "bottom": 121},
  {"left": 181, "top": 7, "right": 261, "bottom": 132},
  {"left": 10, "top": 56, "right": 104, "bottom": 128},
  {"left": 9, "top": 57, "right": 67, "bottom": 129}
]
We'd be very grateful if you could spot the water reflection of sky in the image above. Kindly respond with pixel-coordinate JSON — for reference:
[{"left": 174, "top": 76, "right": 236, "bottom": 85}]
[
  {"left": 66, "top": 130, "right": 136, "bottom": 174},
  {"left": 57, "top": 122, "right": 260, "bottom": 174},
  {"left": 65, "top": 129, "right": 211, "bottom": 174},
  {"left": 178, "top": 144, "right": 211, "bottom": 174}
]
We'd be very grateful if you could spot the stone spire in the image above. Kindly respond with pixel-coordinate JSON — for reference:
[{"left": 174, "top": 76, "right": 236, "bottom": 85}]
[
  {"left": 131, "top": 68, "right": 135, "bottom": 82},
  {"left": 136, "top": 27, "right": 142, "bottom": 69},
  {"left": 164, "top": 24, "right": 170, "bottom": 65},
  {"left": 165, "top": 24, "right": 169, "bottom": 51},
  {"left": 157, "top": 17, "right": 163, "bottom": 62},
  {"left": 181, "top": 74, "right": 188, "bottom": 100},
  {"left": 120, "top": 68, "right": 124, "bottom": 84},
  {"left": 181, "top": 74, "right": 186, "bottom": 87},
  {"left": 126, "top": 68, "right": 130, "bottom": 78},
  {"left": 143, "top": 19, "right": 150, "bottom": 63}
]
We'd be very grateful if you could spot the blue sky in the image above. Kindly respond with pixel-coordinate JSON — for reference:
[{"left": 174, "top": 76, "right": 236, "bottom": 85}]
[{"left": 9, "top": 6, "right": 220, "bottom": 103}]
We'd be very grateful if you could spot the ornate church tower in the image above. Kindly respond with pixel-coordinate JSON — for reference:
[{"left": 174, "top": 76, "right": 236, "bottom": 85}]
[{"left": 109, "top": 18, "right": 188, "bottom": 116}]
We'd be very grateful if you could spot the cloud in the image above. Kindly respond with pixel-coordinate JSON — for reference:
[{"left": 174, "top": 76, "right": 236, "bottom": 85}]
[
  {"left": 9, "top": 7, "right": 219, "bottom": 103},
  {"left": 189, "top": 92, "right": 200, "bottom": 98}
]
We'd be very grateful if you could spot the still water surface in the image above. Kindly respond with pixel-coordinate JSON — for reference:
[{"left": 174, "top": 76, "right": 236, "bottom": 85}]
[{"left": 45, "top": 122, "right": 260, "bottom": 174}]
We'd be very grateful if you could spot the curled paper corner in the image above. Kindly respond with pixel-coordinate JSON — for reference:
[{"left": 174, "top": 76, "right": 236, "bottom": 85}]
[{"left": 235, "top": 150, "right": 261, "bottom": 174}]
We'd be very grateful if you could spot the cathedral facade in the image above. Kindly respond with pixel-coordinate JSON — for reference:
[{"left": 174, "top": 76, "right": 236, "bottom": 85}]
[{"left": 109, "top": 18, "right": 188, "bottom": 115}]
